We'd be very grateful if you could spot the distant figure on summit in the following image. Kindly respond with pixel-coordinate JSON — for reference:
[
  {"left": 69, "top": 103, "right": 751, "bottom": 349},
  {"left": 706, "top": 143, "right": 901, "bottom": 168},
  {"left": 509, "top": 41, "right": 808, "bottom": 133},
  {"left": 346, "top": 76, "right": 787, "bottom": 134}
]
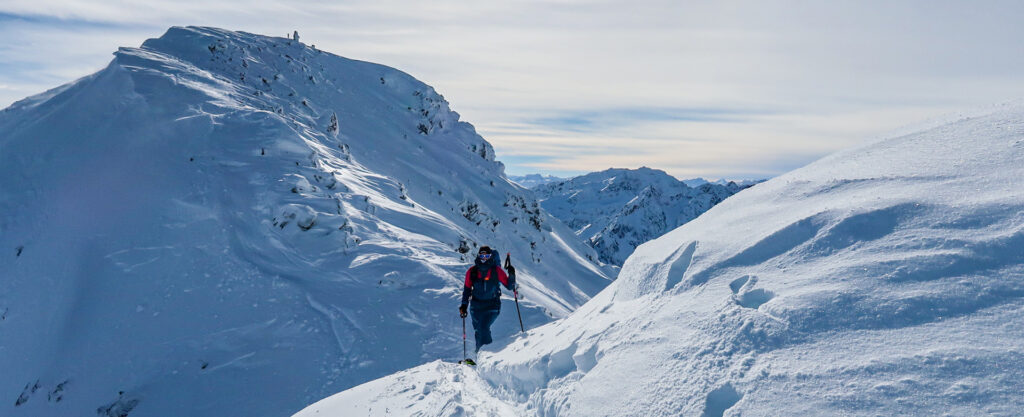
[{"left": 460, "top": 246, "right": 516, "bottom": 354}]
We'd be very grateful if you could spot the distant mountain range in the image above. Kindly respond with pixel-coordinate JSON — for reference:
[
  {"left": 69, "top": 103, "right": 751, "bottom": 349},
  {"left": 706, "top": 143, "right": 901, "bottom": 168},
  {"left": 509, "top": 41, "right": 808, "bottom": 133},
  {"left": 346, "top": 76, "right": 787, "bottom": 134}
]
[
  {"left": 533, "top": 167, "right": 760, "bottom": 265},
  {"left": 509, "top": 173, "right": 565, "bottom": 188},
  {"left": 682, "top": 177, "right": 765, "bottom": 188}
]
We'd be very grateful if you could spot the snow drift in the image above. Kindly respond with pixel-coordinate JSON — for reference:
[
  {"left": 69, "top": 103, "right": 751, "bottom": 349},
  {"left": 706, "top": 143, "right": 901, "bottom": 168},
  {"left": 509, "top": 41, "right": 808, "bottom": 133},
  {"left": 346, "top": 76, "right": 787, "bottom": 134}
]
[
  {"left": 0, "top": 27, "right": 612, "bottom": 417},
  {"left": 295, "top": 104, "right": 1024, "bottom": 416}
]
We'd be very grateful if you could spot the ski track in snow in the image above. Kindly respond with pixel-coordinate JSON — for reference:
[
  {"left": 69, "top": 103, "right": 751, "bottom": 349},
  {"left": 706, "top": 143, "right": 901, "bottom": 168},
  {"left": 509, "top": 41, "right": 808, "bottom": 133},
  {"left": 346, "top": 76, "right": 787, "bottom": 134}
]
[{"left": 295, "top": 362, "right": 521, "bottom": 417}]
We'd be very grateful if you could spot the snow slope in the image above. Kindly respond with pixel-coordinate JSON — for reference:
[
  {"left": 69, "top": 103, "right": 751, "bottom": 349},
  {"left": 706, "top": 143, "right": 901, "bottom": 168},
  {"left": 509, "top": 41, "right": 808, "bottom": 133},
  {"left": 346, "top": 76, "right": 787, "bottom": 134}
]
[
  {"left": 0, "top": 27, "right": 612, "bottom": 417},
  {"left": 295, "top": 103, "right": 1024, "bottom": 416},
  {"left": 534, "top": 167, "right": 752, "bottom": 265}
]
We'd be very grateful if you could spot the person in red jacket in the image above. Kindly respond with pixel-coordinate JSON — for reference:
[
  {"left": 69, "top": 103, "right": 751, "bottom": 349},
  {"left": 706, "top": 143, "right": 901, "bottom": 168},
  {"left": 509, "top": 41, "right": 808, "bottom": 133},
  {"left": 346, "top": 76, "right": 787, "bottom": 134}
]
[{"left": 459, "top": 246, "right": 516, "bottom": 353}]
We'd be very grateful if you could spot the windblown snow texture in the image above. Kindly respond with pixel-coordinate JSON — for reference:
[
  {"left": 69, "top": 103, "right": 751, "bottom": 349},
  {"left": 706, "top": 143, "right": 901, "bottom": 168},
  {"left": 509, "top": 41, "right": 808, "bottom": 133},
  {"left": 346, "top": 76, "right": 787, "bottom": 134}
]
[
  {"left": 534, "top": 167, "right": 753, "bottom": 265},
  {"left": 0, "top": 26, "right": 611, "bottom": 417},
  {"left": 295, "top": 103, "right": 1024, "bottom": 416}
]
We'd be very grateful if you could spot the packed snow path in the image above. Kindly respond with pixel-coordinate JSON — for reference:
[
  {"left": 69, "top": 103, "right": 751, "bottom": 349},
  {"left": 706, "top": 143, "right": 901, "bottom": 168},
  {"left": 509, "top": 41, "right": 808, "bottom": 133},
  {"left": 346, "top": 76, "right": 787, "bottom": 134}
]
[
  {"left": 296, "top": 103, "right": 1024, "bottom": 416},
  {"left": 294, "top": 361, "right": 520, "bottom": 417}
]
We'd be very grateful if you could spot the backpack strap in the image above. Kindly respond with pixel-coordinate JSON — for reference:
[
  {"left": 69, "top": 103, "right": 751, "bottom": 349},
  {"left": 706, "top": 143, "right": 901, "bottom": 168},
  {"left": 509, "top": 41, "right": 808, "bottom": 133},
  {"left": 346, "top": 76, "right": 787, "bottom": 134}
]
[{"left": 470, "top": 265, "right": 499, "bottom": 282}]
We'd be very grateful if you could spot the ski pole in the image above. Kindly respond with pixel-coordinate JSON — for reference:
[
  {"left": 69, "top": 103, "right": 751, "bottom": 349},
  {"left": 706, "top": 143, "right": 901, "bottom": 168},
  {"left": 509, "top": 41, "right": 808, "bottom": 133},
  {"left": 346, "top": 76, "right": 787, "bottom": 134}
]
[
  {"left": 462, "top": 315, "right": 467, "bottom": 360},
  {"left": 514, "top": 289, "right": 524, "bottom": 333},
  {"left": 506, "top": 253, "right": 525, "bottom": 333}
]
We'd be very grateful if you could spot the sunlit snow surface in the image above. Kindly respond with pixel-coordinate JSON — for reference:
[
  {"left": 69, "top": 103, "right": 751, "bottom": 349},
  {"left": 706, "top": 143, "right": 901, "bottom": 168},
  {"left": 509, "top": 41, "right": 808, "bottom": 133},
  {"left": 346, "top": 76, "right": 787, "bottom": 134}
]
[
  {"left": 296, "top": 104, "right": 1024, "bottom": 416},
  {"left": 0, "top": 27, "right": 612, "bottom": 417}
]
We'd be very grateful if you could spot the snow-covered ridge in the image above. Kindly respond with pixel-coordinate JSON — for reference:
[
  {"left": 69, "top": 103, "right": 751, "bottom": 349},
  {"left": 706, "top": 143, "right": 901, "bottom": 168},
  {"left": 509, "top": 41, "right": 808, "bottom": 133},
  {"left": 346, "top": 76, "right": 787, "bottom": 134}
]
[
  {"left": 0, "top": 26, "right": 611, "bottom": 417},
  {"left": 534, "top": 167, "right": 755, "bottom": 265},
  {"left": 295, "top": 103, "right": 1024, "bottom": 416}
]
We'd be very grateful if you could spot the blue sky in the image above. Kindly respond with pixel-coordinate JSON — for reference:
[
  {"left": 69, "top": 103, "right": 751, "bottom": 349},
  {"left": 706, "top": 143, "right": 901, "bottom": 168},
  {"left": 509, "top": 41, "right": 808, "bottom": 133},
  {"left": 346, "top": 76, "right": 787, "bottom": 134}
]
[{"left": 2, "top": 1, "right": 1024, "bottom": 180}]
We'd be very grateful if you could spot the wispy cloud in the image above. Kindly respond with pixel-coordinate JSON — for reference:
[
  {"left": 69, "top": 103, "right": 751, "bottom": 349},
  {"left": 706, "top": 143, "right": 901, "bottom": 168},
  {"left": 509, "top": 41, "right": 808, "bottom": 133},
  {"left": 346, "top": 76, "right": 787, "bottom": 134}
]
[
  {"left": 2, "top": 1, "right": 1023, "bottom": 179},
  {"left": 520, "top": 106, "right": 764, "bottom": 134},
  {"left": 0, "top": 11, "right": 151, "bottom": 29},
  {"left": 486, "top": 103, "right": 958, "bottom": 179}
]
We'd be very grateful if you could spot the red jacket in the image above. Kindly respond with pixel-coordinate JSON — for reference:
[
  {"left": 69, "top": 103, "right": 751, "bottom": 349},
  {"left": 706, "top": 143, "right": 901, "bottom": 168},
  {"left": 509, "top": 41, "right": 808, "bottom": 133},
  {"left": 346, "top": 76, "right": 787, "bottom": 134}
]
[
  {"left": 461, "top": 260, "right": 514, "bottom": 306},
  {"left": 464, "top": 266, "right": 510, "bottom": 288}
]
